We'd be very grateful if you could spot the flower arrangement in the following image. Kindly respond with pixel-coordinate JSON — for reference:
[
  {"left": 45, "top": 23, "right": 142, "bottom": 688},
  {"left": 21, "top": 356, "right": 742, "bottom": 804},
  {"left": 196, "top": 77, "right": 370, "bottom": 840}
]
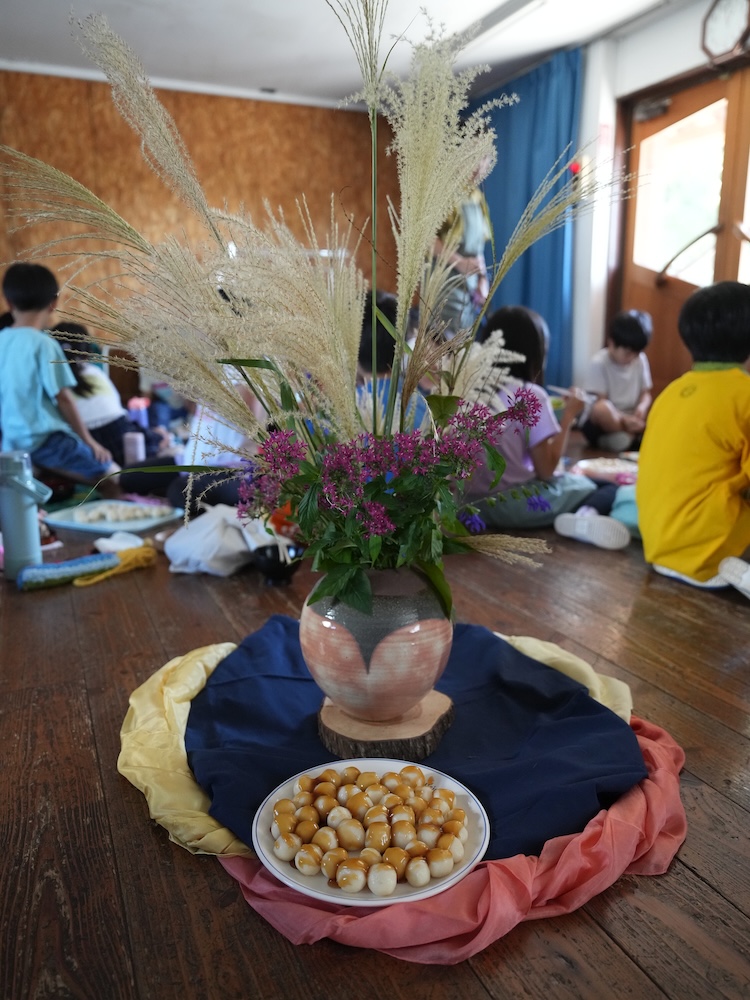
[
  {"left": 238, "top": 389, "right": 542, "bottom": 611},
  {"left": 0, "top": 0, "right": 621, "bottom": 613}
]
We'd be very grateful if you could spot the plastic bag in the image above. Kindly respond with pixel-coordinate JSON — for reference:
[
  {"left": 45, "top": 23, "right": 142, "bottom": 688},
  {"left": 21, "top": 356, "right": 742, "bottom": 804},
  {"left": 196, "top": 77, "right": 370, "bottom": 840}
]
[{"left": 164, "top": 504, "right": 277, "bottom": 576}]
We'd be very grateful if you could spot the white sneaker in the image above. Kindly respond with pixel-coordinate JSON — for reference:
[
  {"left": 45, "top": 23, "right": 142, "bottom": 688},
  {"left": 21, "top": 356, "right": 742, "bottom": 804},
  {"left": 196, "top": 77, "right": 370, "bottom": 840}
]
[
  {"left": 554, "top": 512, "right": 631, "bottom": 550},
  {"left": 718, "top": 557, "right": 750, "bottom": 600}
]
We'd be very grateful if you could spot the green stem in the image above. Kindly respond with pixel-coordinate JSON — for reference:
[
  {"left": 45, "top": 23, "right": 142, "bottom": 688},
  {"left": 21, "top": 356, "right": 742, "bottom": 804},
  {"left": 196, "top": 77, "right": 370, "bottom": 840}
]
[{"left": 370, "top": 106, "right": 379, "bottom": 436}]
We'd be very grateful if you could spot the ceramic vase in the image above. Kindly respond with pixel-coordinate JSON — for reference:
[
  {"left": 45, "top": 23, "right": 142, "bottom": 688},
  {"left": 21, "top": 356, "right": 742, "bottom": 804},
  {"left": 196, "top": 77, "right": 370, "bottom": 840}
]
[{"left": 298, "top": 567, "right": 454, "bottom": 723}]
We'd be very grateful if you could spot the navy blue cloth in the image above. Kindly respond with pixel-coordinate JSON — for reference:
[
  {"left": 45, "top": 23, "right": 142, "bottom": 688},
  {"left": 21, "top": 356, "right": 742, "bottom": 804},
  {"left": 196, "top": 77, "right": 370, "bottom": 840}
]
[{"left": 185, "top": 615, "right": 647, "bottom": 861}]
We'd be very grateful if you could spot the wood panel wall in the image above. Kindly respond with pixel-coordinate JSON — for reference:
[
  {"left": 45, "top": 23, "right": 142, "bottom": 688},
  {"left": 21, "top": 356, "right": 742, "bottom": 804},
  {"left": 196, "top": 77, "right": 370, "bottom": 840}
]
[{"left": 0, "top": 70, "right": 399, "bottom": 324}]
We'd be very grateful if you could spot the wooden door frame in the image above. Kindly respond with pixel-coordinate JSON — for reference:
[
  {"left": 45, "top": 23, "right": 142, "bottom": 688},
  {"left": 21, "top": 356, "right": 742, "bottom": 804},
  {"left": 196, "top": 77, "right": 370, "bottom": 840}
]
[
  {"left": 608, "top": 51, "right": 750, "bottom": 331},
  {"left": 716, "top": 67, "right": 750, "bottom": 277}
]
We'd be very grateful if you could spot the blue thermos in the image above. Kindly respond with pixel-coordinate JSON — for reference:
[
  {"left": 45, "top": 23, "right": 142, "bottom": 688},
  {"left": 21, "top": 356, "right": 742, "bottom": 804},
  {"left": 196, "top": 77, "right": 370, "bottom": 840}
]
[{"left": 0, "top": 451, "right": 54, "bottom": 580}]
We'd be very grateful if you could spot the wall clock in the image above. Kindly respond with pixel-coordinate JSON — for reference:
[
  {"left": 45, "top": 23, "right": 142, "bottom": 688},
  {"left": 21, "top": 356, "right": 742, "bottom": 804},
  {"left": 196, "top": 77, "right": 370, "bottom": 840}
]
[{"left": 702, "top": 0, "right": 750, "bottom": 63}]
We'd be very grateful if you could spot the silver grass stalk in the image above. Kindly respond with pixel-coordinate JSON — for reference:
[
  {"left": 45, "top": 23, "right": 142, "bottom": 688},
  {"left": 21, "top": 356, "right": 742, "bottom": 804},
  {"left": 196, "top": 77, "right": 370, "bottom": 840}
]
[
  {"left": 378, "top": 25, "right": 505, "bottom": 339},
  {"left": 324, "top": 0, "right": 390, "bottom": 109},
  {"left": 462, "top": 533, "right": 550, "bottom": 566},
  {"left": 481, "top": 148, "right": 631, "bottom": 329},
  {"left": 76, "top": 13, "right": 223, "bottom": 246},
  {"left": 0, "top": 147, "right": 152, "bottom": 259},
  {"left": 400, "top": 238, "right": 485, "bottom": 403},
  {"left": 450, "top": 330, "right": 525, "bottom": 402}
]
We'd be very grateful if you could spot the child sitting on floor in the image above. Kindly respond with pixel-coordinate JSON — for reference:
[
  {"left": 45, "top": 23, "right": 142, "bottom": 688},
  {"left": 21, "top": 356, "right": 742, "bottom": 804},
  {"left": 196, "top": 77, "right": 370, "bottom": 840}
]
[
  {"left": 463, "top": 306, "right": 601, "bottom": 530},
  {"left": 636, "top": 281, "right": 750, "bottom": 598},
  {"left": 53, "top": 322, "right": 169, "bottom": 467},
  {"left": 580, "top": 309, "right": 653, "bottom": 452},
  {"left": 0, "top": 263, "right": 122, "bottom": 498}
]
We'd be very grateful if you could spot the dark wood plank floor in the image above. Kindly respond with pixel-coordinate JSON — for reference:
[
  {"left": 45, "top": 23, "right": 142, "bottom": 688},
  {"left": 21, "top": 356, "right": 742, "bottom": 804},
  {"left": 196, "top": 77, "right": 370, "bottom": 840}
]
[{"left": 2, "top": 454, "right": 749, "bottom": 999}]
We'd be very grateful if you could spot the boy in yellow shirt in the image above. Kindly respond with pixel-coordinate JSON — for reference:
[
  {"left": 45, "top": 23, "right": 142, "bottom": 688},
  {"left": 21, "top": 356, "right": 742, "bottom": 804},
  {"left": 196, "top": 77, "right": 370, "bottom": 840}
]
[{"left": 636, "top": 281, "right": 750, "bottom": 598}]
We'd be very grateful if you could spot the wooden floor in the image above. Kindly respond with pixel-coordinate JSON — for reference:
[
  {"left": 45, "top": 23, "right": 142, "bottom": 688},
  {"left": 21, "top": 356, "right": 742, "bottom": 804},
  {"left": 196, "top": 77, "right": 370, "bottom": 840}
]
[{"left": 2, "top": 459, "right": 749, "bottom": 999}]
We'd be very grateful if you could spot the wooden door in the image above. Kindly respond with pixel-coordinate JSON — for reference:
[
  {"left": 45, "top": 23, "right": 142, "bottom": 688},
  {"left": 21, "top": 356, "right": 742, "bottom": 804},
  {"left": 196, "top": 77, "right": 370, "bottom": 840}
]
[{"left": 619, "top": 67, "right": 750, "bottom": 396}]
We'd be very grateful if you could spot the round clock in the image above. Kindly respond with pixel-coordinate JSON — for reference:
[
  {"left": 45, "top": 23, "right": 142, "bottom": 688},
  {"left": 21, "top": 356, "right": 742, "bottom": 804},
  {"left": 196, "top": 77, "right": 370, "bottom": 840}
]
[{"left": 702, "top": 0, "right": 750, "bottom": 63}]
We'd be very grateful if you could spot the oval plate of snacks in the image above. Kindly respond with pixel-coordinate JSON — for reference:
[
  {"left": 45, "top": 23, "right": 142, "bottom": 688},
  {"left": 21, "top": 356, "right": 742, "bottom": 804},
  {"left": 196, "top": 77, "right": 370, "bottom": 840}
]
[
  {"left": 43, "top": 500, "right": 182, "bottom": 535},
  {"left": 568, "top": 457, "right": 639, "bottom": 484},
  {"left": 251, "top": 758, "right": 490, "bottom": 907}
]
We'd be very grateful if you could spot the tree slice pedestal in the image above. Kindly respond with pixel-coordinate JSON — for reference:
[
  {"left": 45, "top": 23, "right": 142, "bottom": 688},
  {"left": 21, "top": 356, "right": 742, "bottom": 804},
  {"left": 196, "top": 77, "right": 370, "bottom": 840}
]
[{"left": 317, "top": 689, "right": 454, "bottom": 761}]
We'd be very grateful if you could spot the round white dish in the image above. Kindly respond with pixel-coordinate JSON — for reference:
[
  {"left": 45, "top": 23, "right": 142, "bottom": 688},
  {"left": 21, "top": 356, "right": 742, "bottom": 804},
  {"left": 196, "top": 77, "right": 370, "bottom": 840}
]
[
  {"left": 251, "top": 757, "right": 490, "bottom": 907},
  {"left": 569, "top": 457, "right": 639, "bottom": 482}
]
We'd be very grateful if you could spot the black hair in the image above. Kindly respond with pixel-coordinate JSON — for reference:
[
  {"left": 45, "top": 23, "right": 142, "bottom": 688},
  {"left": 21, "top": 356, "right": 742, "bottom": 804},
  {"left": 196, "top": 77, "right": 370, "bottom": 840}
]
[
  {"left": 51, "top": 321, "right": 102, "bottom": 354},
  {"left": 479, "top": 306, "right": 550, "bottom": 385},
  {"left": 608, "top": 310, "right": 652, "bottom": 352},
  {"left": 0, "top": 311, "right": 13, "bottom": 330},
  {"left": 2, "top": 262, "right": 59, "bottom": 312},
  {"left": 678, "top": 281, "right": 750, "bottom": 363},
  {"left": 56, "top": 340, "right": 97, "bottom": 397},
  {"left": 52, "top": 322, "right": 98, "bottom": 398},
  {"left": 359, "top": 290, "right": 398, "bottom": 375}
]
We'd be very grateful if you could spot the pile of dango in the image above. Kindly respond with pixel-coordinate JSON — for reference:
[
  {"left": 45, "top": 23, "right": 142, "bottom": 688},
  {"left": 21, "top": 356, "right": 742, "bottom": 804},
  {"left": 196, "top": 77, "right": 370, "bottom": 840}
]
[{"left": 269, "top": 763, "right": 470, "bottom": 897}]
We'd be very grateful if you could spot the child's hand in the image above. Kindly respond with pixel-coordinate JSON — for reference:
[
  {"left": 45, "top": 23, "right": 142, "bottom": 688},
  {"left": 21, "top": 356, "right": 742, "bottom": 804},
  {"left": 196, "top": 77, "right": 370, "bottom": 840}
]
[
  {"left": 622, "top": 413, "right": 646, "bottom": 434},
  {"left": 90, "top": 441, "right": 113, "bottom": 465},
  {"left": 562, "top": 387, "right": 587, "bottom": 420}
]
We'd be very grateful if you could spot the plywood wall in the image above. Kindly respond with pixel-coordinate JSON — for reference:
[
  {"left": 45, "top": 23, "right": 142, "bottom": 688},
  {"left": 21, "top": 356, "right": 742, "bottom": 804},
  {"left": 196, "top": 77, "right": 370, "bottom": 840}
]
[{"left": 0, "top": 70, "right": 400, "bottom": 304}]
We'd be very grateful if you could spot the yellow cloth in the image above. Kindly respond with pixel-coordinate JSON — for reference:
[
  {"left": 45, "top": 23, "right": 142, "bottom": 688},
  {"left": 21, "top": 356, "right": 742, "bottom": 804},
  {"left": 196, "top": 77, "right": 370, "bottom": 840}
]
[
  {"left": 118, "top": 641, "right": 252, "bottom": 856},
  {"left": 499, "top": 635, "right": 633, "bottom": 721},
  {"left": 118, "top": 634, "right": 634, "bottom": 856},
  {"left": 636, "top": 367, "right": 750, "bottom": 581},
  {"left": 73, "top": 544, "right": 157, "bottom": 586}
]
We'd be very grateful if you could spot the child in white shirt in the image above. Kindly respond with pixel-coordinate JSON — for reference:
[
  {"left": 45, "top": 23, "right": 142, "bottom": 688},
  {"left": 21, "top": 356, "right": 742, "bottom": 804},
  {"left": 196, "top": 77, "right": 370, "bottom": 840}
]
[{"left": 580, "top": 310, "right": 653, "bottom": 452}]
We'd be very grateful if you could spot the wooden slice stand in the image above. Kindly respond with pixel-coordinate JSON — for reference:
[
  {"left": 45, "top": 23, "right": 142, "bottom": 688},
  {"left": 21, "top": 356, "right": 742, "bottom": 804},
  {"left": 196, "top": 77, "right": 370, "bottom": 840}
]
[{"left": 317, "top": 690, "right": 454, "bottom": 761}]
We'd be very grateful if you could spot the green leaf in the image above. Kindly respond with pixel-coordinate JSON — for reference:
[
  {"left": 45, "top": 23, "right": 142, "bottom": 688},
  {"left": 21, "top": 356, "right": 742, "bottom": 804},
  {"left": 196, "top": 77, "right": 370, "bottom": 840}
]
[
  {"left": 342, "top": 568, "right": 374, "bottom": 614},
  {"left": 441, "top": 514, "right": 469, "bottom": 536},
  {"left": 141, "top": 463, "right": 234, "bottom": 475},
  {"left": 429, "top": 528, "right": 444, "bottom": 562},
  {"left": 368, "top": 534, "right": 383, "bottom": 562},
  {"left": 442, "top": 536, "right": 472, "bottom": 555},
  {"left": 216, "top": 356, "right": 277, "bottom": 371},
  {"left": 374, "top": 303, "right": 398, "bottom": 343},
  {"left": 297, "top": 483, "right": 321, "bottom": 535},
  {"left": 217, "top": 357, "right": 298, "bottom": 415},
  {"left": 426, "top": 394, "right": 461, "bottom": 427},
  {"left": 483, "top": 441, "right": 507, "bottom": 490},
  {"left": 414, "top": 559, "right": 453, "bottom": 619},
  {"left": 307, "top": 564, "right": 358, "bottom": 602},
  {"left": 307, "top": 565, "right": 373, "bottom": 614},
  {"left": 279, "top": 381, "right": 297, "bottom": 412}
]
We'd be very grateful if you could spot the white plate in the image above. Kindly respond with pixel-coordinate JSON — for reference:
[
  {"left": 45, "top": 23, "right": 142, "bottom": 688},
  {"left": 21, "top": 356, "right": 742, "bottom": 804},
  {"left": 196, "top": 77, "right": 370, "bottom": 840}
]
[
  {"left": 252, "top": 757, "right": 490, "bottom": 908},
  {"left": 43, "top": 500, "right": 183, "bottom": 535},
  {"left": 569, "top": 457, "right": 639, "bottom": 482}
]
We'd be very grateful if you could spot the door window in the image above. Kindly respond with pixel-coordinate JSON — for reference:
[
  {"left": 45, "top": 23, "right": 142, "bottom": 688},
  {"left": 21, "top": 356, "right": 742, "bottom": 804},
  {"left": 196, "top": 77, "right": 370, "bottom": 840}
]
[
  {"left": 618, "top": 67, "right": 750, "bottom": 395},
  {"left": 633, "top": 100, "right": 727, "bottom": 286}
]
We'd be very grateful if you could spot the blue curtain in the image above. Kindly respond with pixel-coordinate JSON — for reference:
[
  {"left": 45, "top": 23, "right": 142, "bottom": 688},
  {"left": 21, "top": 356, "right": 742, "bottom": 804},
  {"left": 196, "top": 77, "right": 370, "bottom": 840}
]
[{"left": 474, "top": 48, "right": 583, "bottom": 385}]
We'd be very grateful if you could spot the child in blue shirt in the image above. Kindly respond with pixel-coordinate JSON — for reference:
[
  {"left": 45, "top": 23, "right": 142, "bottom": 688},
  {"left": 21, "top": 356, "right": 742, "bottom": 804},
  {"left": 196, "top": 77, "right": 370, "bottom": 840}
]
[{"left": 0, "top": 263, "right": 122, "bottom": 497}]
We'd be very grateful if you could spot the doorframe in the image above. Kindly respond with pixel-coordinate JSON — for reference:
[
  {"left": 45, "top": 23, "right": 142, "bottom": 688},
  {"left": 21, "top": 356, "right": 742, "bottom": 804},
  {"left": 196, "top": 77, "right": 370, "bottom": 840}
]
[{"left": 607, "top": 51, "right": 750, "bottom": 335}]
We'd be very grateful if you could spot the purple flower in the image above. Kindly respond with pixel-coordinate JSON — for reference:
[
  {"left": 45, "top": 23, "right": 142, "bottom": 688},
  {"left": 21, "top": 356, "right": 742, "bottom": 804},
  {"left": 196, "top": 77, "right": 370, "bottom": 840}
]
[
  {"left": 506, "top": 386, "right": 543, "bottom": 428},
  {"left": 458, "top": 510, "right": 486, "bottom": 534},
  {"left": 357, "top": 500, "right": 396, "bottom": 537},
  {"left": 526, "top": 494, "right": 551, "bottom": 513},
  {"left": 258, "top": 430, "right": 307, "bottom": 476}
]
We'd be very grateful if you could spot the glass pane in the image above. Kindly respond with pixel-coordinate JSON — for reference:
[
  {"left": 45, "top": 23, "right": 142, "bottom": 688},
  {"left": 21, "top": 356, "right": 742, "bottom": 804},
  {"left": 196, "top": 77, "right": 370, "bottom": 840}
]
[
  {"left": 633, "top": 100, "right": 727, "bottom": 286},
  {"left": 738, "top": 150, "right": 750, "bottom": 285}
]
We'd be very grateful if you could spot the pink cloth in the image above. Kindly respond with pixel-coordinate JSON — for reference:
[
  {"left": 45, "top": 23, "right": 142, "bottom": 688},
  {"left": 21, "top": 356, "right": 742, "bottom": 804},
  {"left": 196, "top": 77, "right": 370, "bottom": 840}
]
[{"left": 219, "top": 717, "right": 686, "bottom": 964}]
